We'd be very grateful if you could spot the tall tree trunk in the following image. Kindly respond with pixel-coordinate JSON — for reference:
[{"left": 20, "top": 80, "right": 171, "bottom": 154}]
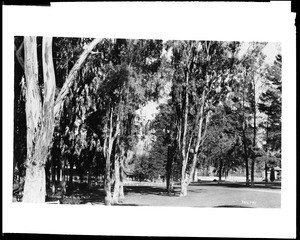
[
  {"left": 103, "top": 109, "right": 114, "bottom": 205},
  {"left": 61, "top": 159, "right": 66, "bottom": 195},
  {"left": 264, "top": 162, "right": 268, "bottom": 180},
  {"left": 251, "top": 79, "right": 257, "bottom": 188},
  {"left": 242, "top": 128, "right": 250, "bottom": 186},
  {"left": 180, "top": 70, "right": 190, "bottom": 197},
  {"left": 56, "top": 162, "right": 61, "bottom": 184},
  {"left": 181, "top": 179, "right": 189, "bottom": 197},
  {"left": 180, "top": 163, "right": 189, "bottom": 196},
  {"left": 23, "top": 37, "right": 56, "bottom": 203},
  {"left": 265, "top": 123, "right": 269, "bottom": 184},
  {"left": 23, "top": 164, "right": 46, "bottom": 203},
  {"left": 185, "top": 92, "right": 209, "bottom": 189},
  {"left": 45, "top": 163, "right": 51, "bottom": 189},
  {"left": 166, "top": 145, "right": 174, "bottom": 192},
  {"left": 206, "top": 164, "right": 209, "bottom": 176},
  {"left": 22, "top": 36, "right": 43, "bottom": 202},
  {"left": 22, "top": 37, "right": 101, "bottom": 202},
  {"left": 119, "top": 163, "right": 125, "bottom": 200},
  {"left": 112, "top": 155, "right": 121, "bottom": 204},
  {"left": 119, "top": 152, "right": 126, "bottom": 200},
  {"left": 104, "top": 109, "right": 120, "bottom": 205},
  {"left": 240, "top": 74, "right": 250, "bottom": 187},
  {"left": 69, "top": 156, "right": 74, "bottom": 185},
  {"left": 192, "top": 167, "right": 197, "bottom": 182},
  {"left": 87, "top": 164, "right": 92, "bottom": 189},
  {"left": 104, "top": 143, "right": 112, "bottom": 205},
  {"left": 112, "top": 117, "right": 122, "bottom": 204},
  {"left": 219, "top": 158, "right": 223, "bottom": 182},
  {"left": 251, "top": 159, "right": 255, "bottom": 187},
  {"left": 180, "top": 80, "right": 209, "bottom": 196},
  {"left": 51, "top": 161, "right": 56, "bottom": 194}
]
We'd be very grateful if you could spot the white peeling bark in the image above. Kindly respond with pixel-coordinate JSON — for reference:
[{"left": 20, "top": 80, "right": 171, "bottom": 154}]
[{"left": 23, "top": 37, "right": 56, "bottom": 203}]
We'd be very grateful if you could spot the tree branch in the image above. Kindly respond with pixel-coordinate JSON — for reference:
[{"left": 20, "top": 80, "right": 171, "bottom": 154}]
[
  {"left": 112, "top": 113, "right": 121, "bottom": 142},
  {"left": 200, "top": 111, "right": 212, "bottom": 146},
  {"left": 102, "top": 125, "right": 107, "bottom": 154},
  {"left": 90, "top": 51, "right": 102, "bottom": 55},
  {"left": 54, "top": 38, "right": 102, "bottom": 120},
  {"left": 40, "top": 37, "right": 56, "bottom": 164}
]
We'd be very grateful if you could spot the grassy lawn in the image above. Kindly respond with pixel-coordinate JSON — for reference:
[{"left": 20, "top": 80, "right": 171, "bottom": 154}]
[
  {"left": 48, "top": 180, "right": 281, "bottom": 208},
  {"left": 118, "top": 181, "right": 281, "bottom": 208}
]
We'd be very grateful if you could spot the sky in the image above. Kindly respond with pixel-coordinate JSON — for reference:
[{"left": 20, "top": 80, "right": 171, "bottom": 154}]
[{"left": 262, "top": 42, "right": 281, "bottom": 64}]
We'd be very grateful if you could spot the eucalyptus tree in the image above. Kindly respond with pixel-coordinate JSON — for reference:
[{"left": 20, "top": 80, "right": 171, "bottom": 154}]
[
  {"left": 236, "top": 43, "right": 267, "bottom": 186},
  {"left": 20, "top": 36, "right": 101, "bottom": 202},
  {"left": 244, "top": 42, "right": 267, "bottom": 187},
  {"left": 110, "top": 39, "right": 165, "bottom": 204},
  {"left": 165, "top": 40, "right": 241, "bottom": 196},
  {"left": 74, "top": 38, "right": 165, "bottom": 205},
  {"left": 258, "top": 54, "right": 282, "bottom": 152},
  {"left": 258, "top": 54, "right": 282, "bottom": 181},
  {"left": 224, "top": 42, "right": 268, "bottom": 186}
]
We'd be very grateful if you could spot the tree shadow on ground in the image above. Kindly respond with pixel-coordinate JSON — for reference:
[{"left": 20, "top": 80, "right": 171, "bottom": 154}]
[
  {"left": 213, "top": 205, "right": 252, "bottom": 208},
  {"left": 47, "top": 185, "right": 171, "bottom": 205},
  {"left": 114, "top": 203, "right": 146, "bottom": 206},
  {"left": 187, "top": 188, "right": 207, "bottom": 194},
  {"left": 124, "top": 185, "right": 179, "bottom": 197},
  {"left": 75, "top": 187, "right": 109, "bottom": 204},
  {"left": 190, "top": 181, "right": 281, "bottom": 190},
  {"left": 46, "top": 187, "right": 106, "bottom": 205}
]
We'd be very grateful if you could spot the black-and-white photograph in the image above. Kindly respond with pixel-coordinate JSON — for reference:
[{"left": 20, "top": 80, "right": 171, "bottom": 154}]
[
  {"left": 13, "top": 37, "right": 282, "bottom": 207},
  {"left": 3, "top": 2, "right": 296, "bottom": 238}
]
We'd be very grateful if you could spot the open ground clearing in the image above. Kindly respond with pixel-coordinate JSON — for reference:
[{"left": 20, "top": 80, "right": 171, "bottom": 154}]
[{"left": 47, "top": 181, "right": 281, "bottom": 208}]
